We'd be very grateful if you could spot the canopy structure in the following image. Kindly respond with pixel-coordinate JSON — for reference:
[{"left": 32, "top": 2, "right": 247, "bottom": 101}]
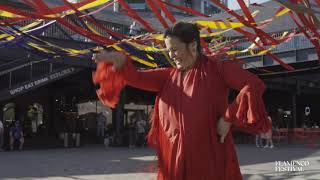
[{"left": 0, "top": 0, "right": 319, "bottom": 74}]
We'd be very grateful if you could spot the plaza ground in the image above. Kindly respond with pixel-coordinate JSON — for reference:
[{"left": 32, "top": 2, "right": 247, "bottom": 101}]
[{"left": 0, "top": 144, "right": 319, "bottom": 180}]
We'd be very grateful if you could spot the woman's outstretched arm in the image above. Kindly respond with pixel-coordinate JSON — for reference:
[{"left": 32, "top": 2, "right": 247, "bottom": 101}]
[{"left": 92, "top": 50, "right": 171, "bottom": 107}]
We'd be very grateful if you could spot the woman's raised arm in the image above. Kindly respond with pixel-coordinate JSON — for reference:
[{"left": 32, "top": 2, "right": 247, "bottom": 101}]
[{"left": 92, "top": 50, "right": 171, "bottom": 107}]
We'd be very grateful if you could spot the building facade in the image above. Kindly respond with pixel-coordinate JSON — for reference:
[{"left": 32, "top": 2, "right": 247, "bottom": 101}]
[{"left": 0, "top": 0, "right": 319, "bottom": 149}]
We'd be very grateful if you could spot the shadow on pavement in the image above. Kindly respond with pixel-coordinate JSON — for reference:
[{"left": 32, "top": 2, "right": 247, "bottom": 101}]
[
  {"left": 0, "top": 144, "right": 319, "bottom": 179},
  {"left": 0, "top": 146, "right": 157, "bottom": 179}
]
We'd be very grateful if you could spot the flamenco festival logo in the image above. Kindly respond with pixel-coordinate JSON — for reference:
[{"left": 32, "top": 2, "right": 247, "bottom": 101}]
[{"left": 275, "top": 160, "right": 310, "bottom": 172}]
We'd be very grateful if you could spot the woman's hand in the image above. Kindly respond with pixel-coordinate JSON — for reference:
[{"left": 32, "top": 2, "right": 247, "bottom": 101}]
[
  {"left": 217, "top": 117, "right": 231, "bottom": 143},
  {"left": 92, "top": 50, "right": 127, "bottom": 71}
]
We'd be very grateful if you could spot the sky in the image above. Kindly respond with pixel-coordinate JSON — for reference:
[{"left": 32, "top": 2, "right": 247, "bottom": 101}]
[{"left": 228, "top": 0, "right": 270, "bottom": 10}]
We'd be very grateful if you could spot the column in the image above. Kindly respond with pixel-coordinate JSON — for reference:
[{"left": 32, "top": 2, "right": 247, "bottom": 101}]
[{"left": 112, "top": 89, "right": 126, "bottom": 146}]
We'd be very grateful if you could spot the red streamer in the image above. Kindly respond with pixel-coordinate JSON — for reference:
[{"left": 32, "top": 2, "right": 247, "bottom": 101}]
[
  {"left": 80, "top": 1, "right": 116, "bottom": 17},
  {"left": 237, "top": 0, "right": 257, "bottom": 25},
  {"left": 289, "top": 11, "right": 320, "bottom": 64},
  {"left": 61, "top": 0, "right": 128, "bottom": 40},
  {"left": 146, "top": 0, "right": 170, "bottom": 29},
  {"left": 210, "top": 0, "right": 279, "bottom": 46},
  {"left": 33, "top": 0, "right": 116, "bottom": 45},
  {"left": 117, "top": 0, "right": 155, "bottom": 33},
  {"left": 154, "top": 0, "right": 176, "bottom": 23}
]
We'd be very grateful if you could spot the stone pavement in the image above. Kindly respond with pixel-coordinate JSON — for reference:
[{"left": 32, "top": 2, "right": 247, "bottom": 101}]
[
  {"left": 238, "top": 145, "right": 320, "bottom": 180},
  {"left": 0, "top": 144, "right": 319, "bottom": 180}
]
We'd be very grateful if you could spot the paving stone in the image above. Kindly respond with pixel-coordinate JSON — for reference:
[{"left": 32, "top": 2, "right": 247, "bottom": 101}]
[{"left": 0, "top": 145, "right": 319, "bottom": 180}]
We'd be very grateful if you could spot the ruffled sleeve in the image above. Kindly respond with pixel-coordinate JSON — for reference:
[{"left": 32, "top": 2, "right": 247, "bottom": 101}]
[
  {"left": 217, "top": 60, "right": 272, "bottom": 134},
  {"left": 92, "top": 62, "right": 126, "bottom": 108},
  {"left": 92, "top": 58, "right": 172, "bottom": 108}
]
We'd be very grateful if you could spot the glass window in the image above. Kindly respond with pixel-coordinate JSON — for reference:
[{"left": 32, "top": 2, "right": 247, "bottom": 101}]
[{"left": 203, "top": 1, "right": 221, "bottom": 15}]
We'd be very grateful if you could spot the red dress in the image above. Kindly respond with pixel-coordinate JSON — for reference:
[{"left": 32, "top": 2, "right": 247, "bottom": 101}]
[{"left": 93, "top": 56, "right": 271, "bottom": 180}]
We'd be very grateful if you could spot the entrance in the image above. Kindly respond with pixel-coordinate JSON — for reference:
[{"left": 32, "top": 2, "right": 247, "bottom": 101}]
[{"left": 25, "top": 103, "right": 44, "bottom": 137}]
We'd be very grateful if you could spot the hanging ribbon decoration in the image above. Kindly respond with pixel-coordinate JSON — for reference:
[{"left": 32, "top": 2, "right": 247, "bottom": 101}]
[
  {"left": 1, "top": 0, "right": 319, "bottom": 73},
  {"left": 80, "top": 0, "right": 116, "bottom": 17},
  {"left": 210, "top": 0, "right": 279, "bottom": 45},
  {"left": 278, "top": 0, "right": 320, "bottom": 64},
  {"left": 237, "top": 0, "right": 257, "bottom": 25},
  {"left": 61, "top": 0, "right": 128, "bottom": 40},
  {"left": 146, "top": 0, "right": 170, "bottom": 29},
  {"left": 61, "top": 0, "right": 161, "bottom": 66},
  {"left": 154, "top": 0, "right": 176, "bottom": 23},
  {"left": 0, "top": 0, "right": 109, "bottom": 20},
  {"left": 117, "top": 0, "right": 155, "bottom": 33}
]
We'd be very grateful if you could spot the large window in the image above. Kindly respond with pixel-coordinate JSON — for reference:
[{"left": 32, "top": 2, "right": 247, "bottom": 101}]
[{"left": 201, "top": 0, "right": 221, "bottom": 15}]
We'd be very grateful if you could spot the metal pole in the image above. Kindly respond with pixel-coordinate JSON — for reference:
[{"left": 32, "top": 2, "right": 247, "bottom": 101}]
[
  {"left": 50, "top": 63, "right": 53, "bottom": 73},
  {"left": 9, "top": 72, "right": 12, "bottom": 88},
  {"left": 30, "top": 61, "right": 33, "bottom": 80}
]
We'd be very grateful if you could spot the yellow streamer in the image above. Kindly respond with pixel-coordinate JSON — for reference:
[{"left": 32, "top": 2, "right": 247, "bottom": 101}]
[
  {"left": 227, "top": 31, "right": 290, "bottom": 56},
  {"left": 27, "top": 42, "right": 56, "bottom": 54},
  {"left": 196, "top": 21, "right": 244, "bottom": 29},
  {"left": 0, "top": 10, "right": 22, "bottom": 18},
  {"left": 85, "top": 21, "right": 102, "bottom": 35},
  {"left": 276, "top": 7, "right": 291, "bottom": 17},
  {"left": 0, "top": 20, "right": 44, "bottom": 40},
  {"left": 48, "top": 0, "right": 111, "bottom": 18},
  {"left": 126, "top": 41, "right": 164, "bottom": 52},
  {"left": 195, "top": 8, "right": 289, "bottom": 31},
  {"left": 111, "top": 45, "right": 157, "bottom": 67},
  {"left": 200, "top": 29, "right": 232, "bottom": 38}
]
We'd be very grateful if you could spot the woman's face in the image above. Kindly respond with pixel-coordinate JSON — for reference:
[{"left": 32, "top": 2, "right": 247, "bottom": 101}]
[{"left": 164, "top": 36, "right": 198, "bottom": 71}]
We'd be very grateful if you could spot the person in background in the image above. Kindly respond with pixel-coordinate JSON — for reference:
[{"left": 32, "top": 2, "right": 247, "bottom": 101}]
[
  {"left": 277, "top": 108, "right": 284, "bottom": 128},
  {"left": 135, "top": 112, "right": 146, "bottom": 147},
  {"left": 9, "top": 121, "right": 24, "bottom": 151},
  {"left": 262, "top": 116, "right": 274, "bottom": 148},
  {"left": 73, "top": 114, "right": 81, "bottom": 147},
  {"left": 128, "top": 116, "right": 136, "bottom": 149},
  {"left": 255, "top": 134, "right": 263, "bottom": 148},
  {"left": 97, "top": 112, "right": 106, "bottom": 138},
  {"left": 304, "top": 106, "right": 311, "bottom": 128},
  {"left": 129, "top": 21, "right": 139, "bottom": 36}
]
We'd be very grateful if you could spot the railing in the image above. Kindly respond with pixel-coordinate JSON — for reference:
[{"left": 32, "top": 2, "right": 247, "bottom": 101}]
[
  {"left": 40, "top": 18, "right": 132, "bottom": 41},
  {"left": 0, "top": 59, "right": 69, "bottom": 91},
  {"left": 4, "top": 17, "right": 133, "bottom": 42},
  {"left": 234, "top": 31, "right": 315, "bottom": 58}
]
